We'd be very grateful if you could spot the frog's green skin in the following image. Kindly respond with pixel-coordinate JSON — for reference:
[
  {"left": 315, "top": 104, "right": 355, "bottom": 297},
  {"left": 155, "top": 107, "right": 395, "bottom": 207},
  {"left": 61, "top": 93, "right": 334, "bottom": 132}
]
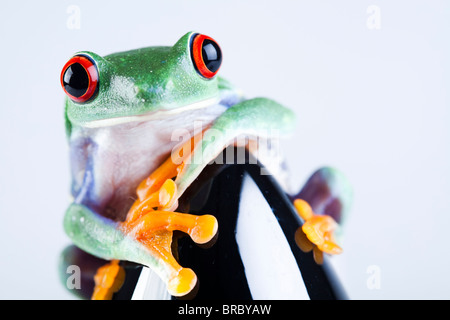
[{"left": 63, "top": 31, "right": 298, "bottom": 289}]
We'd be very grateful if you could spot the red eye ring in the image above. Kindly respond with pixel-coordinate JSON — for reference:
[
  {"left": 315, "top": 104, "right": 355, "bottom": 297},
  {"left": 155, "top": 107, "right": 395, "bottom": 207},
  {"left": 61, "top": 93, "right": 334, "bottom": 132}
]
[
  {"left": 60, "top": 55, "right": 98, "bottom": 103},
  {"left": 191, "top": 34, "right": 222, "bottom": 79}
]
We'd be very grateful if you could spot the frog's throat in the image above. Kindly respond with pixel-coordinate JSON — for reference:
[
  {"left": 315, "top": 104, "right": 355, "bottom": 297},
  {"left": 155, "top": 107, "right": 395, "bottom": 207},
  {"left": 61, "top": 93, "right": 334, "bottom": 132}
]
[{"left": 82, "top": 97, "right": 220, "bottom": 129}]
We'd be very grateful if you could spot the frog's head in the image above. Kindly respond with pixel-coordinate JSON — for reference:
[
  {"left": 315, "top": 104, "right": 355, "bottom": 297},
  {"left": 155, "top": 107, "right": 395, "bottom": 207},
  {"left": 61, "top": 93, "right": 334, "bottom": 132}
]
[{"left": 61, "top": 32, "right": 222, "bottom": 127}]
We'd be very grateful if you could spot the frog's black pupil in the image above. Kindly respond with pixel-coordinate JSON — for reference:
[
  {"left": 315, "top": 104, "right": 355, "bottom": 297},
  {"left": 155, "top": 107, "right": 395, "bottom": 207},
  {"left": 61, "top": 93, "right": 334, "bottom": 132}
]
[
  {"left": 202, "top": 40, "right": 222, "bottom": 73},
  {"left": 63, "top": 63, "right": 89, "bottom": 98}
]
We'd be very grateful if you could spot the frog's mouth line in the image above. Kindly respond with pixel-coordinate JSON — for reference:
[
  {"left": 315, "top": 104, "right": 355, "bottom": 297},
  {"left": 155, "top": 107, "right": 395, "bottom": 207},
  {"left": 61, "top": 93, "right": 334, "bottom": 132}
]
[{"left": 82, "top": 97, "right": 220, "bottom": 129}]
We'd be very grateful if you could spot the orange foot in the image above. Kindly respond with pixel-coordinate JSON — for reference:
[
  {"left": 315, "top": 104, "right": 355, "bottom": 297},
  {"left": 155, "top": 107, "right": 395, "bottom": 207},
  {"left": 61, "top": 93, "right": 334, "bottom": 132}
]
[
  {"left": 293, "top": 199, "right": 342, "bottom": 255},
  {"left": 91, "top": 259, "right": 125, "bottom": 300},
  {"left": 120, "top": 177, "right": 217, "bottom": 297}
]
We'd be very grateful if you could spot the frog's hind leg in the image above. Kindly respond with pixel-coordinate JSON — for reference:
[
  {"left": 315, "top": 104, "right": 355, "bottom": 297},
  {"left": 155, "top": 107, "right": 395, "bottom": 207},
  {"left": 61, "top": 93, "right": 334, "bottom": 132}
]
[{"left": 291, "top": 167, "right": 352, "bottom": 258}]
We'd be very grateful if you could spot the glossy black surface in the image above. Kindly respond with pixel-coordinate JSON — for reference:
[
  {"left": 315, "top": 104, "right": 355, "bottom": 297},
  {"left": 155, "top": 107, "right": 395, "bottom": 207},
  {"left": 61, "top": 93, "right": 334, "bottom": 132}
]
[
  {"left": 176, "top": 163, "right": 347, "bottom": 300},
  {"left": 62, "top": 63, "right": 89, "bottom": 98},
  {"left": 177, "top": 164, "right": 252, "bottom": 299}
]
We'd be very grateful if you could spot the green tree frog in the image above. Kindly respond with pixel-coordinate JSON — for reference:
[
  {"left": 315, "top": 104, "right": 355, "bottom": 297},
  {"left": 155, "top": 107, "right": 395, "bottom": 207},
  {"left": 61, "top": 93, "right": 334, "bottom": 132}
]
[{"left": 60, "top": 32, "right": 350, "bottom": 299}]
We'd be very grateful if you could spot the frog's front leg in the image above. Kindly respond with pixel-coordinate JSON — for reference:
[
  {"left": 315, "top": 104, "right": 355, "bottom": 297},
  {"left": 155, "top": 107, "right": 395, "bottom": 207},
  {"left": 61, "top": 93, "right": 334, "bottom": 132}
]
[
  {"left": 64, "top": 197, "right": 216, "bottom": 298},
  {"left": 175, "top": 97, "right": 296, "bottom": 197},
  {"left": 134, "top": 97, "right": 295, "bottom": 209}
]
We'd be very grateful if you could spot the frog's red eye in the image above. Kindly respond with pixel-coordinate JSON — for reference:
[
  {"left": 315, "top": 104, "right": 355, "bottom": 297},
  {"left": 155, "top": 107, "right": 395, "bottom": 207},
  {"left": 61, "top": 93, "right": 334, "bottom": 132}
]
[
  {"left": 191, "top": 34, "right": 222, "bottom": 79},
  {"left": 61, "top": 55, "right": 98, "bottom": 103}
]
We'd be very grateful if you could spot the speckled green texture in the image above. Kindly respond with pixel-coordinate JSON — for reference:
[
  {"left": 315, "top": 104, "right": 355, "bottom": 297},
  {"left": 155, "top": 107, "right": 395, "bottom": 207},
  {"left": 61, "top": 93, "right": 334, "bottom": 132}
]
[{"left": 65, "top": 31, "right": 220, "bottom": 126}]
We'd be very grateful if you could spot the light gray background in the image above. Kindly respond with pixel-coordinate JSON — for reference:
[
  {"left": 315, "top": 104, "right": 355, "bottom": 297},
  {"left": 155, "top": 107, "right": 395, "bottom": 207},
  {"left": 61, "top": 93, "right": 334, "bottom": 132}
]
[{"left": 0, "top": 0, "right": 448, "bottom": 299}]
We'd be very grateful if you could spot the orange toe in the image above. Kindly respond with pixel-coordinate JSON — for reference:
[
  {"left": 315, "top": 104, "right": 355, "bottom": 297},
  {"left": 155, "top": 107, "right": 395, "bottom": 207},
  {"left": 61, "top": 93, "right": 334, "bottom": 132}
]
[
  {"left": 293, "top": 198, "right": 342, "bottom": 255},
  {"left": 167, "top": 268, "right": 197, "bottom": 297}
]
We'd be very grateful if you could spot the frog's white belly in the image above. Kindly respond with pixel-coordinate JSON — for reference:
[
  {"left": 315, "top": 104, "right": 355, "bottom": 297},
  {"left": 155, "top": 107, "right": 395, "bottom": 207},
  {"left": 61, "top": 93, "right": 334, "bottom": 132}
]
[{"left": 70, "top": 105, "right": 227, "bottom": 221}]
